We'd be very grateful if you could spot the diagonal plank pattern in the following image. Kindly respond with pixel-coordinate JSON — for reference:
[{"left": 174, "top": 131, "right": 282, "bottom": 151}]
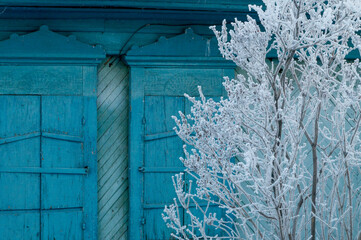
[{"left": 97, "top": 57, "right": 129, "bottom": 240}]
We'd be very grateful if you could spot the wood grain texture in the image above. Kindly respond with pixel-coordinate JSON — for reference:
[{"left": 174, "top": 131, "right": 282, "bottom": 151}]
[
  {"left": 0, "top": 27, "right": 101, "bottom": 240},
  {"left": 97, "top": 57, "right": 129, "bottom": 240},
  {"left": 0, "top": 20, "right": 216, "bottom": 56},
  {"left": 0, "top": 66, "right": 83, "bottom": 95},
  {"left": 0, "top": 0, "right": 262, "bottom": 12},
  {"left": 0, "top": 94, "right": 96, "bottom": 239},
  {"left": 0, "top": 25, "right": 104, "bottom": 64}
]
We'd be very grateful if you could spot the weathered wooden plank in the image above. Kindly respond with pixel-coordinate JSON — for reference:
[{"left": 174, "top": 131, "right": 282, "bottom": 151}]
[
  {"left": 98, "top": 143, "right": 128, "bottom": 185},
  {"left": 103, "top": 194, "right": 129, "bottom": 240},
  {"left": 97, "top": 78, "right": 128, "bottom": 124},
  {"left": 98, "top": 165, "right": 127, "bottom": 203},
  {"left": 98, "top": 175, "right": 128, "bottom": 222},
  {"left": 119, "top": 224, "right": 129, "bottom": 240},
  {"left": 97, "top": 138, "right": 127, "bottom": 177},
  {"left": 42, "top": 174, "right": 83, "bottom": 209},
  {"left": 0, "top": 132, "right": 40, "bottom": 145},
  {"left": 98, "top": 177, "right": 128, "bottom": 216},
  {"left": 0, "top": 173, "right": 40, "bottom": 210},
  {"left": 0, "top": 66, "right": 83, "bottom": 95},
  {"left": 101, "top": 200, "right": 128, "bottom": 240},
  {"left": 97, "top": 74, "right": 128, "bottom": 112},
  {"left": 98, "top": 154, "right": 128, "bottom": 202},
  {"left": 97, "top": 127, "right": 127, "bottom": 163},
  {"left": 0, "top": 212, "right": 40, "bottom": 239},
  {"left": 42, "top": 132, "right": 83, "bottom": 142},
  {"left": 0, "top": 96, "right": 40, "bottom": 138},
  {"left": 0, "top": 167, "right": 87, "bottom": 175},
  {"left": 98, "top": 140, "right": 127, "bottom": 192},
  {"left": 144, "top": 68, "right": 224, "bottom": 96},
  {"left": 144, "top": 130, "right": 177, "bottom": 141},
  {"left": 97, "top": 98, "right": 128, "bottom": 147},
  {"left": 0, "top": 0, "right": 260, "bottom": 12},
  {"left": 97, "top": 59, "right": 125, "bottom": 94},
  {"left": 109, "top": 217, "right": 128, "bottom": 240},
  {"left": 118, "top": 225, "right": 128, "bottom": 240},
  {"left": 0, "top": 138, "right": 40, "bottom": 168},
  {"left": 42, "top": 96, "right": 83, "bottom": 136},
  {"left": 41, "top": 211, "right": 83, "bottom": 239},
  {"left": 82, "top": 65, "right": 99, "bottom": 240},
  {"left": 97, "top": 112, "right": 128, "bottom": 152},
  {"left": 97, "top": 137, "right": 127, "bottom": 174},
  {"left": 97, "top": 57, "right": 129, "bottom": 240},
  {"left": 128, "top": 66, "right": 145, "bottom": 240},
  {"left": 97, "top": 71, "right": 129, "bottom": 119}
]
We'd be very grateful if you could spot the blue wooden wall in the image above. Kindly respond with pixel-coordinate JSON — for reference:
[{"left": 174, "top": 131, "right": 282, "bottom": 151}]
[
  {"left": 0, "top": 3, "right": 254, "bottom": 240},
  {"left": 0, "top": 2, "right": 359, "bottom": 239},
  {"left": 0, "top": 12, "right": 225, "bottom": 239},
  {"left": 0, "top": 8, "right": 243, "bottom": 239},
  {"left": 0, "top": 20, "right": 220, "bottom": 55}
]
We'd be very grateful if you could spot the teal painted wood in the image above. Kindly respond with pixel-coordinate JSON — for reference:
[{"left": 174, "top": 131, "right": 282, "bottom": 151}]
[
  {"left": 0, "top": 27, "right": 104, "bottom": 240},
  {"left": 97, "top": 57, "right": 129, "bottom": 240},
  {"left": 143, "top": 96, "right": 185, "bottom": 239},
  {"left": 0, "top": 0, "right": 262, "bottom": 11},
  {"left": 0, "top": 25, "right": 104, "bottom": 64},
  {"left": 127, "top": 28, "right": 220, "bottom": 57},
  {"left": 128, "top": 66, "right": 146, "bottom": 240},
  {"left": 124, "top": 28, "right": 236, "bottom": 68},
  {"left": 124, "top": 29, "right": 235, "bottom": 239},
  {"left": 0, "top": 65, "right": 83, "bottom": 95},
  {"left": 0, "top": 18, "right": 232, "bottom": 56},
  {"left": 83, "top": 65, "right": 99, "bottom": 239}
]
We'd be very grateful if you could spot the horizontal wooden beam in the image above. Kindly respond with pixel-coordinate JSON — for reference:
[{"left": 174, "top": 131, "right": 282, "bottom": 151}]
[
  {"left": 0, "top": 207, "right": 83, "bottom": 213},
  {"left": 0, "top": 132, "right": 40, "bottom": 145},
  {"left": 0, "top": 132, "right": 84, "bottom": 144},
  {"left": 0, "top": 167, "right": 88, "bottom": 175},
  {"left": 138, "top": 167, "right": 185, "bottom": 173},
  {"left": 144, "top": 131, "right": 177, "bottom": 141},
  {"left": 123, "top": 56, "right": 236, "bottom": 67},
  {"left": 0, "top": 7, "right": 257, "bottom": 23},
  {"left": 0, "top": 1, "right": 262, "bottom": 12},
  {"left": 42, "top": 132, "right": 84, "bottom": 143}
]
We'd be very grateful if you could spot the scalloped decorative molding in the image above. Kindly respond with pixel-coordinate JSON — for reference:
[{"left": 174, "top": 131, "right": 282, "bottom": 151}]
[
  {"left": 0, "top": 25, "right": 105, "bottom": 64},
  {"left": 124, "top": 28, "right": 235, "bottom": 68}
]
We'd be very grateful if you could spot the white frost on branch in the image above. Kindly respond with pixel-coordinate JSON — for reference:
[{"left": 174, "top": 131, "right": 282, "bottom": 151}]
[{"left": 163, "top": 0, "right": 361, "bottom": 239}]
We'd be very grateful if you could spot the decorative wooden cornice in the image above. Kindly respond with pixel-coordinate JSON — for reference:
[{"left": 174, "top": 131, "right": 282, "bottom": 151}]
[
  {"left": 0, "top": 25, "right": 105, "bottom": 64},
  {"left": 123, "top": 28, "right": 235, "bottom": 68}
]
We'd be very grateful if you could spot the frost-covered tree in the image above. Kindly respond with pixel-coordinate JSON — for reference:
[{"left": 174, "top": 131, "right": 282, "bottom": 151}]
[{"left": 163, "top": 0, "right": 361, "bottom": 239}]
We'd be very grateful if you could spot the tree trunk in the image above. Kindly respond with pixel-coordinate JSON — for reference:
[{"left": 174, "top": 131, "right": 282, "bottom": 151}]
[{"left": 311, "top": 144, "right": 317, "bottom": 240}]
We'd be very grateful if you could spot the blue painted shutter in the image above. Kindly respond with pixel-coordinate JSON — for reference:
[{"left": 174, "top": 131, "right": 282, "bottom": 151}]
[
  {"left": 0, "top": 95, "right": 86, "bottom": 239},
  {"left": 0, "top": 94, "right": 98, "bottom": 239},
  {"left": 141, "top": 75, "right": 230, "bottom": 239},
  {"left": 0, "top": 26, "right": 104, "bottom": 240},
  {"left": 125, "top": 29, "right": 235, "bottom": 239},
  {"left": 143, "top": 95, "right": 186, "bottom": 239}
]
